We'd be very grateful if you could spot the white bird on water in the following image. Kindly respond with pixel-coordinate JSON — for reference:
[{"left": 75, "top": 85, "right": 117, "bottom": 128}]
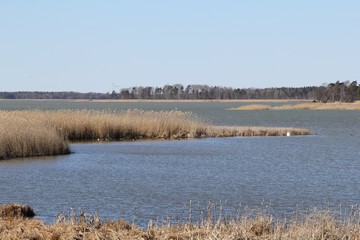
[{"left": 286, "top": 131, "right": 291, "bottom": 137}]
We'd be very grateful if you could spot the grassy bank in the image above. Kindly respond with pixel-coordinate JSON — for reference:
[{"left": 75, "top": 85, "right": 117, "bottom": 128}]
[
  {"left": 1, "top": 203, "right": 359, "bottom": 240},
  {"left": 227, "top": 102, "right": 360, "bottom": 111},
  {"left": 0, "top": 110, "right": 311, "bottom": 160}
]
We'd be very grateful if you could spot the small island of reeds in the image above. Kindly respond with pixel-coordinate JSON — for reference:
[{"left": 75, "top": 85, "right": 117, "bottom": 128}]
[{"left": 0, "top": 109, "right": 311, "bottom": 160}]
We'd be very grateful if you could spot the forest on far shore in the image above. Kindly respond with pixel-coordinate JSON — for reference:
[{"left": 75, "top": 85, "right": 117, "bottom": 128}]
[{"left": 1, "top": 81, "right": 359, "bottom": 102}]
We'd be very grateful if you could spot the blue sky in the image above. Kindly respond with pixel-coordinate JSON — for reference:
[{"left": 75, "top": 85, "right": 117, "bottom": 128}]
[{"left": 1, "top": 0, "right": 359, "bottom": 92}]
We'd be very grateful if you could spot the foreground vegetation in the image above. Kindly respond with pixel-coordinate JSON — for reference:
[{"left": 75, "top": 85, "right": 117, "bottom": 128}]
[
  {"left": 1, "top": 203, "right": 360, "bottom": 239},
  {"left": 227, "top": 102, "right": 360, "bottom": 111},
  {"left": 0, "top": 110, "right": 310, "bottom": 160}
]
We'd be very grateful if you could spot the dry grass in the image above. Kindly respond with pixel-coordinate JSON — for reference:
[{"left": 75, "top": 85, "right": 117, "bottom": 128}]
[
  {"left": 0, "top": 109, "right": 311, "bottom": 160},
  {"left": 0, "top": 203, "right": 359, "bottom": 239},
  {"left": 228, "top": 101, "right": 360, "bottom": 111}
]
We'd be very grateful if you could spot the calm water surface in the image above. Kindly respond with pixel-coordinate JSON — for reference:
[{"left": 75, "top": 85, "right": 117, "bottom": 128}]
[{"left": 1, "top": 100, "right": 359, "bottom": 226}]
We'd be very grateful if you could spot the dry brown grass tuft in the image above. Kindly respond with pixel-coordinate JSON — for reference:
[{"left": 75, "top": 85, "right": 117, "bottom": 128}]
[
  {"left": 0, "top": 203, "right": 35, "bottom": 220},
  {"left": 228, "top": 101, "right": 360, "bottom": 111}
]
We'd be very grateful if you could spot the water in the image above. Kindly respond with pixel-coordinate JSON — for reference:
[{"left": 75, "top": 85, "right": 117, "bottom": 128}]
[{"left": 1, "top": 100, "right": 360, "bottom": 226}]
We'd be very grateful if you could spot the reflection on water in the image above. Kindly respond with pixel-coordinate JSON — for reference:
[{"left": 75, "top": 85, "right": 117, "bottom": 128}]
[{"left": 1, "top": 101, "right": 360, "bottom": 226}]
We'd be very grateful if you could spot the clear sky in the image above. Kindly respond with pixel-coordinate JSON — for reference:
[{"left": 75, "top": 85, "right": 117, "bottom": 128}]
[{"left": 1, "top": 0, "right": 359, "bottom": 93}]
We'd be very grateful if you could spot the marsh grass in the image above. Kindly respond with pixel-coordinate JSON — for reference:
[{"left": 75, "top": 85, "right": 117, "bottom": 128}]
[
  {"left": 228, "top": 101, "right": 360, "bottom": 111},
  {"left": 1, "top": 203, "right": 359, "bottom": 240},
  {"left": 0, "top": 109, "right": 311, "bottom": 160}
]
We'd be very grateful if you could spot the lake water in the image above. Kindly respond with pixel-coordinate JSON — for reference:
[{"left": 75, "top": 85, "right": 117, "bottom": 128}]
[{"left": 1, "top": 100, "right": 359, "bottom": 226}]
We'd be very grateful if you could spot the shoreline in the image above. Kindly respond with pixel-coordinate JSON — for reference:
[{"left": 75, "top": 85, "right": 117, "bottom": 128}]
[
  {"left": 72, "top": 99, "right": 312, "bottom": 103},
  {"left": 0, "top": 98, "right": 313, "bottom": 103}
]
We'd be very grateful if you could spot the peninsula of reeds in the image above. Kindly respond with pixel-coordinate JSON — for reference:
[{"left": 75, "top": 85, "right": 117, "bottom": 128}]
[
  {"left": 0, "top": 109, "right": 311, "bottom": 160},
  {"left": 1, "top": 203, "right": 359, "bottom": 240}
]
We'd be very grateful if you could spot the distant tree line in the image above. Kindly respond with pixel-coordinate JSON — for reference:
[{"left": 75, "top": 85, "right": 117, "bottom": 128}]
[
  {"left": 1, "top": 81, "right": 359, "bottom": 101},
  {"left": 315, "top": 81, "right": 360, "bottom": 102},
  {"left": 117, "top": 84, "right": 319, "bottom": 100},
  {"left": 0, "top": 91, "right": 113, "bottom": 100}
]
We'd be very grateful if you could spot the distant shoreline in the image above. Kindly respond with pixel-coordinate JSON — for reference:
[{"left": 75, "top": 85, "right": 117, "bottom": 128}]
[
  {"left": 73, "top": 99, "right": 312, "bottom": 103},
  {"left": 0, "top": 98, "right": 312, "bottom": 103}
]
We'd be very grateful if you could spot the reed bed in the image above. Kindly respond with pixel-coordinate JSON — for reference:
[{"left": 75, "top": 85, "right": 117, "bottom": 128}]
[
  {"left": 228, "top": 101, "right": 360, "bottom": 111},
  {"left": 0, "top": 112, "right": 70, "bottom": 160},
  {"left": 0, "top": 109, "right": 311, "bottom": 160},
  {"left": 1, "top": 203, "right": 359, "bottom": 240},
  {"left": 3, "top": 109, "right": 207, "bottom": 141}
]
